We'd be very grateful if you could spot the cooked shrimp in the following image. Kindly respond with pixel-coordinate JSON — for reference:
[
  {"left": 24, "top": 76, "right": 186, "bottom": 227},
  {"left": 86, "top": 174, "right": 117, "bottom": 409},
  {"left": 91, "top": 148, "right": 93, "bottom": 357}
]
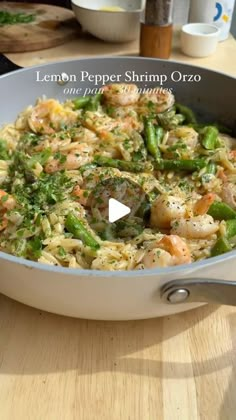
[
  {"left": 0, "top": 190, "right": 16, "bottom": 211},
  {"left": 138, "top": 248, "right": 173, "bottom": 268},
  {"left": 156, "top": 235, "right": 192, "bottom": 264},
  {"left": 28, "top": 99, "right": 77, "bottom": 134},
  {"left": 35, "top": 135, "right": 71, "bottom": 153},
  {"left": 0, "top": 217, "right": 8, "bottom": 232},
  {"left": 150, "top": 194, "right": 187, "bottom": 229},
  {"left": 221, "top": 182, "right": 236, "bottom": 209},
  {"left": 83, "top": 110, "right": 139, "bottom": 139},
  {"left": 35, "top": 126, "right": 99, "bottom": 153},
  {"left": 81, "top": 167, "right": 122, "bottom": 189},
  {"left": 45, "top": 144, "right": 93, "bottom": 174},
  {"left": 217, "top": 167, "right": 228, "bottom": 182},
  {"left": 140, "top": 235, "right": 191, "bottom": 268},
  {"left": 167, "top": 126, "right": 198, "bottom": 149},
  {"left": 108, "top": 105, "right": 136, "bottom": 119},
  {"left": 229, "top": 150, "right": 236, "bottom": 160},
  {"left": 73, "top": 186, "right": 91, "bottom": 206},
  {"left": 103, "top": 83, "right": 140, "bottom": 106},
  {"left": 194, "top": 193, "right": 217, "bottom": 215},
  {"left": 171, "top": 214, "right": 219, "bottom": 239},
  {"left": 72, "top": 126, "right": 99, "bottom": 144},
  {"left": 84, "top": 111, "right": 119, "bottom": 138},
  {"left": 0, "top": 190, "right": 16, "bottom": 231},
  {"left": 139, "top": 87, "right": 175, "bottom": 114}
]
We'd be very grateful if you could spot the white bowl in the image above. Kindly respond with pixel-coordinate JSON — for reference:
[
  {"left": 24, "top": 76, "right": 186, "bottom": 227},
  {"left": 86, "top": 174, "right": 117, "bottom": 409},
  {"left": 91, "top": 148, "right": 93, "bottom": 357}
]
[
  {"left": 71, "top": 0, "right": 144, "bottom": 43},
  {"left": 181, "top": 23, "right": 221, "bottom": 58}
]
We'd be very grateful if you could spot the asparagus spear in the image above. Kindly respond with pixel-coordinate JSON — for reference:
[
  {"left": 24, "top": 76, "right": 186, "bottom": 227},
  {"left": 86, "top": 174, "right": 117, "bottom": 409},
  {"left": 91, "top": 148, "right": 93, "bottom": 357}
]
[
  {"left": 94, "top": 155, "right": 206, "bottom": 173},
  {"left": 73, "top": 96, "right": 91, "bottom": 110},
  {"left": 210, "top": 219, "right": 236, "bottom": 256},
  {"left": 200, "top": 126, "right": 219, "bottom": 150},
  {"left": 144, "top": 118, "right": 162, "bottom": 159},
  {"left": 65, "top": 213, "right": 100, "bottom": 250},
  {"left": 205, "top": 162, "right": 217, "bottom": 175},
  {"left": 225, "top": 219, "right": 236, "bottom": 238},
  {"left": 207, "top": 202, "right": 236, "bottom": 220},
  {"left": 211, "top": 236, "right": 232, "bottom": 257},
  {"left": 175, "top": 103, "right": 197, "bottom": 124},
  {"left": 93, "top": 156, "right": 153, "bottom": 173},
  {"left": 86, "top": 93, "right": 103, "bottom": 111},
  {"left": 154, "top": 158, "right": 206, "bottom": 172},
  {"left": 73, "top": 93, "right": 102, "bottom": 111}
]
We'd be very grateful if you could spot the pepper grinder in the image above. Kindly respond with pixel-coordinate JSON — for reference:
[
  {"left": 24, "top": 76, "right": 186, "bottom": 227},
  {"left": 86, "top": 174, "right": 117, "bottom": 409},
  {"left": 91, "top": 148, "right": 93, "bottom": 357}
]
[{"left": 140, "top": 0, "right": 174, "bottom": 59}]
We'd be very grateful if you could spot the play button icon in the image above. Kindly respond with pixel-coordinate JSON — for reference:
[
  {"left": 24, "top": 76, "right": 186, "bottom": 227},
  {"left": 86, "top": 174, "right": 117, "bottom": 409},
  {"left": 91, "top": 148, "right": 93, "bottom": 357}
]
[
  {"left": 87, "top": 177, "right": 150, "bottom": 240},
  {"left": 108, "top": 198, "right": 131, "bottom": 223}
]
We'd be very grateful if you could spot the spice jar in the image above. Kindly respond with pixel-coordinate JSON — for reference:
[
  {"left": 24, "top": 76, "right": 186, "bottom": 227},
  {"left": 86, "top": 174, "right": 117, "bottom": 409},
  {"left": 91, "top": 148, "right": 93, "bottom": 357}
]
[{"left": 140, "top": 0, "right": 174, "bottom": 59}]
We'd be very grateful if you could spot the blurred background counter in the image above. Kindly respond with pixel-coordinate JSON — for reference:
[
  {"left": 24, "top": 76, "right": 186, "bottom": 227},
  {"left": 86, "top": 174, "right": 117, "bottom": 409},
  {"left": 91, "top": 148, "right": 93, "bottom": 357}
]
[
  {"left": 3, "top": 26, "right": 236, "bottom": 76},
  {"left": 0, "top": 0, "right": 235, "bottom": 65}
]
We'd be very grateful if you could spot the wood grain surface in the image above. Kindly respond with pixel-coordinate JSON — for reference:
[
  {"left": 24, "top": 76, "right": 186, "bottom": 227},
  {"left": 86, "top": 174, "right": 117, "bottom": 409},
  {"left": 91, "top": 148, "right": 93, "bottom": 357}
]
[
  {"left": 0, "top": 2, "right": 80, "bottom": 52},
  {"left": 1, "top": 28, "right": 236, "bottom": 420},
  {"left": 0, "top": 296, "right": 236, "bottom": 420}
]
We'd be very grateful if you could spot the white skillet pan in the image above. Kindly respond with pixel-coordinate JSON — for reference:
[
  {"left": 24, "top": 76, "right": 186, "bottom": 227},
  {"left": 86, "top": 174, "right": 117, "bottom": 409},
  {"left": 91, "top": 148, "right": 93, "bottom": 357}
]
[{"left": 0, "top": 55, "right": 236, "bottom": 320}]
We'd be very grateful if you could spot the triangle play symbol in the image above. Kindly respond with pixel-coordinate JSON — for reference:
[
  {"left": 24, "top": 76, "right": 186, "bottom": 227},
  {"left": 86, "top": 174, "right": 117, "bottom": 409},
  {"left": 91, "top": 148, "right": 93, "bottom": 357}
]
[{"left": 108, "top": 198, "right": 131, "bottom": 223}]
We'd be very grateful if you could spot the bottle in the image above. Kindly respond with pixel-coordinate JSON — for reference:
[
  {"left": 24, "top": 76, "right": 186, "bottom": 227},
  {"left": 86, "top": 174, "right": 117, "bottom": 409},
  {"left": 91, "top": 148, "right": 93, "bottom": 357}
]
[
  {"left": 173, "top": 0, "right": 190, "bottom": 25},
  {"left": 213, "top": 0, "right": 236, "bottom": 41},
  {"left": 189, "top": 0, "right": 216, "bottom": 24}
]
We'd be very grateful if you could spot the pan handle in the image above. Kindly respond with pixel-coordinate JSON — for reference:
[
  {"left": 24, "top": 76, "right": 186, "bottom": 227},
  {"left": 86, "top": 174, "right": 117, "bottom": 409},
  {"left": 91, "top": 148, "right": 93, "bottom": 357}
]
[
  {"left": 161, "top": 278, "right": 236, "bottom": 306},
  {"left": 0, "top": 54, "right": 21, "bottom": 76}
]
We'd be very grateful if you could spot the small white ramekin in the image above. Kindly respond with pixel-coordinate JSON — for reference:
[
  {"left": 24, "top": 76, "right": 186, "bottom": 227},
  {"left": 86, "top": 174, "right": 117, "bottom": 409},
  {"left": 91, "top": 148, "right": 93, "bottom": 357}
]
[{"left": 181, "top": 23, "right": 221, "bottom": 58}]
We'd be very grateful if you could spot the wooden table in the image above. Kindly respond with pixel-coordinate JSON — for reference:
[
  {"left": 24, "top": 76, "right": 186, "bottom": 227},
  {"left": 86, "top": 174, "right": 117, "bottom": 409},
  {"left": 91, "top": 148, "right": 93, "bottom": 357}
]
[{"left": 1, "top": 30, "right": 236, "bottom": 420}]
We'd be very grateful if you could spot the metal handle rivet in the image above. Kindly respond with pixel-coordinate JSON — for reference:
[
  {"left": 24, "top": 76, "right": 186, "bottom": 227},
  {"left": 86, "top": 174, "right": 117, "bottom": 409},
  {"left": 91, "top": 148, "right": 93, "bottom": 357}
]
[
  {"left": 57, "top": 73, "right": 69, "bottom": 86},
  {"left": 167, "top": 289, "right": 189, "bottom": 304}
]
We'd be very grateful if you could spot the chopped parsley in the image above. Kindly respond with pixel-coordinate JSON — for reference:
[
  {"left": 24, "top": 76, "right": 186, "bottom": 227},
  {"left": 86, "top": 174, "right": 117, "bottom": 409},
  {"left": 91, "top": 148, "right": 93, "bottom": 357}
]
[
  {"left": 123, "top": 139, "right": 131, "bottom": 150},
  {"left": 0, "top": 11, "right": 36, "bottom": 26},
  {"left": 19, "top": 132, "right": 41, "bottom": 152},
  {"left": 5, "top": 149, "right": 74, "bottom": 232},
  {"left": 58, "top": 246, "right": 67, "bottom": 257},
  {"left": 54, "top": 152, "right": 67, "bottom": 164},
  {"left": 0, "top": 139, "right": 10, "bottom": 160}
]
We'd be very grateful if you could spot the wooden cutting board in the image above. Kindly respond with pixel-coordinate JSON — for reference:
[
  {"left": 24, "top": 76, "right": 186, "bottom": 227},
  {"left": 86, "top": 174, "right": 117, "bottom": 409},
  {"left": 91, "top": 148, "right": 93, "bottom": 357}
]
[{"left": 0, "top": 2, "right": 81, "bottom": 52}]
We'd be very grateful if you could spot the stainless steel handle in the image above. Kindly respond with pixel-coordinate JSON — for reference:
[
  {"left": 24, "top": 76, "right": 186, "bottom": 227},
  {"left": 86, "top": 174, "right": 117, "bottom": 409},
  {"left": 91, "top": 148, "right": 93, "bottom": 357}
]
[{"left": 161, "top": 278, "right": 236, "bottom": 306}]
